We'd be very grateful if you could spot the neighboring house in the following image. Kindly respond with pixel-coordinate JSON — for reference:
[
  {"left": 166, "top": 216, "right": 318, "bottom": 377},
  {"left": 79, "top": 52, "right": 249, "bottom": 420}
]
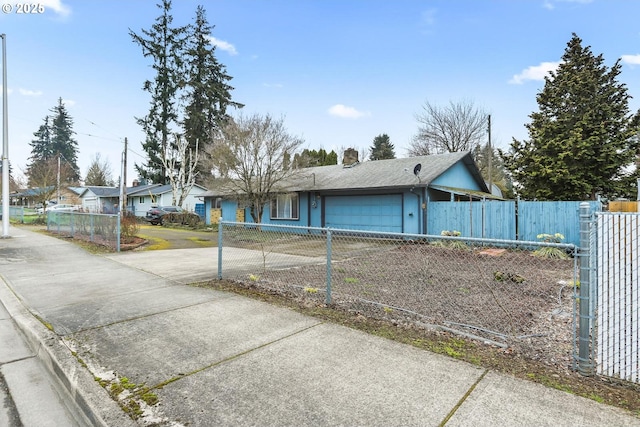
[
  {"left": 202, "top": 150, "right": 497, "bottom": 235},
  {"left": 79, "top": 183, "right": 208, "bottom": 217},
  {"left": 78, "top": 186, "right": 122, "bottom": 213},
  {"left": 13, "top": 186, "right": 83, "bottom": 208},
  {"left": 127, "top": 184, "right": 208, "bottom": 217}
]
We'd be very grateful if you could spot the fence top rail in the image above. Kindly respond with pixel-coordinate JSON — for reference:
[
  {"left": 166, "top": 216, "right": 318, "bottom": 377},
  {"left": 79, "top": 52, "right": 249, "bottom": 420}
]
[
  {"left": 51, "top": 211, "right": 120, "bottom": 219},
  {"left": 219, "top": 221, "right": 576, "bottom": 250},
  {"left": 596, "top": 211, "right": 640, "bottom": 217}
]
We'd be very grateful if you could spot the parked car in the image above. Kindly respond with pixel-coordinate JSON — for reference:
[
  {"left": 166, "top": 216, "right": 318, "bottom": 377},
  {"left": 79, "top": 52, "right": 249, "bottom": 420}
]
[
  {"left": 37, "top": 204, "right": 80, "bottom": 215},
  {"left": 145, "top": 206, "right": 184, "bottom": 225}
]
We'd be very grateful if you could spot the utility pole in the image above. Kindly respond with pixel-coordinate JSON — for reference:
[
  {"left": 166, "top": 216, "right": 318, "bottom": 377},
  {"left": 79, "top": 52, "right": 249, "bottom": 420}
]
[
  {"left": 57, "top": 154, "right": 61, "bottom": 203},
  {"left": 487, "top": 114, "right": 492, "bottom": 195},
  {"left": 123, "top": 137, "right": 127, "bottom": 212},
  {"left": 119, "top": 137, "right": 128, "bottom": 213},
  {"left": 1, "top": 34, "right": 8, "bottom": 238}
]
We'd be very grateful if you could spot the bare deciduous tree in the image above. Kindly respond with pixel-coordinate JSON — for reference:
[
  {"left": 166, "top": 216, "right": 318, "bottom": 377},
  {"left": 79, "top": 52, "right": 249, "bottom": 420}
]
[
  {"left": 25, "top": 157, "right": 74, "bottom": 209},
  {"left": 162, "top": 134, "right": 199, "bottom": 207},
  {"left": 208, "top": 113, "right": 304, "bottom": 224},
  {"left": 409, "top": 100, "right": 487, "bottom": 156}
]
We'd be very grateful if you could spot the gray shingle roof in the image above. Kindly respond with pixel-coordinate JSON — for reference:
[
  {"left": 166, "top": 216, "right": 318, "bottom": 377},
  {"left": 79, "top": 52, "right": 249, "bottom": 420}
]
[
  {"left": 202, "top": 152, "right": 489, "bottom": 196},
  {"left": 287, "top": 151, "right": 487, "bottom": 192}
]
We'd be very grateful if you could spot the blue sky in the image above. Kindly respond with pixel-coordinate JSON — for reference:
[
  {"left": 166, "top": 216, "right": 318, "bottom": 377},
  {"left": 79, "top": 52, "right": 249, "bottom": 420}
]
[{"left": 1, "top": 0, "right": 640, "bottom": 186}]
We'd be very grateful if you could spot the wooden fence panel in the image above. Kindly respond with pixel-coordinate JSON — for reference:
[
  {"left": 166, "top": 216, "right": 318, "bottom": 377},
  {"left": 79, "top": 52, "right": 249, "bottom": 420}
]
[
  {"left": 427, "top": 199, "right": 600, "bottom": 245},
  {"left": 609, "top": 201, "right": 639, "bottom": 212},
  {"left": 517, "top": 201, "right": 601, "bottom": 246},
  {"left": 427, "top": 200, "right": 516, "bottom": 240}
]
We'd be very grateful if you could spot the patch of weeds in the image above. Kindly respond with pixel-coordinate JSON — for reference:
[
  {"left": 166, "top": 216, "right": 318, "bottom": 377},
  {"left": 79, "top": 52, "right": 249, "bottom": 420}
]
[
  {"left": 95, "top": 376, "right": 109, "bottom": 388},
  {"left": 344, "top": 277, "right": 359, "bottom": 284},
  {"left": 141, "top": 391, "right": 159, "bottom": 406},
  {"left": 122, "top": 399, "right": 143, "bottom": 418},
  {"left": 249, "top": 274, "right": 260, "bottom": 281},
  {"left": 136, "top": 233, "right": 170, "bottom": 251},
  {"left": 383, "top": 306, "right": 393, "bottom": 314},
  {"left": 33, "top": 314, "right": 54, "bottom": 332},
  {"left": 120, "top": 377, "right": 137, "bottom": 390},
  {"left": 110, "top": 382, "right": 124, "bottom": 396},
  {"left": 304, "top": 287, "right": 319, "bottom": 294},
  {"left": 71, "top": 352, "right": 88, "bottom": 369}
]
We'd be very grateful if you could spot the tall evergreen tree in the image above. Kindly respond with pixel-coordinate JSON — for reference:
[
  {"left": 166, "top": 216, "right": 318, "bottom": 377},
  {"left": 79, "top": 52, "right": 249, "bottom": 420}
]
[
  {"left": 27, "top": 98, "right": 80, "bottom": 184},
  {"left": 29, "top": 116, "right": 53, "bottom": 161},
  {"left": 130, "top": 0, "right": 188, "bottom": 184},
  {"left": 369, "top": 134, "right": 396, "bottom": 160},
  {"left": 292, "top": 148, "right": 339, "bottom": 168},
  {"left": 85, "top": 153, "right": 114, "bottom": 186},
  {"left": 49, "top": 98, "right": 79, "bottom": 175},
  {"left": 503, "top": 33, "right": 640, "bottom": 200},
  {"left": 182, "top": 5, "right": 243, "bottom": 183}
]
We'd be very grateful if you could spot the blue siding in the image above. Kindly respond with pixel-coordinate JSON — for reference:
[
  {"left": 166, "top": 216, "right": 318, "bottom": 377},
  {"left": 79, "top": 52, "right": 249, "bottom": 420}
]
[
  {"left": 431, "top": 162, "right": 483, "bottom": 190},
  {"left": 221, "top": 200, "right": 239, "bottom": 222},
  {"left": 325, "top": 194, "right": 403, "bottom": 232}
]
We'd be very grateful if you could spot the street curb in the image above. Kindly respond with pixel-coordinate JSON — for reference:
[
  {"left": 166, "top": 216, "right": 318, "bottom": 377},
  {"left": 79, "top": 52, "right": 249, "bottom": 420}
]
[{"left": 0, "top": 276, "right": 135, "bottom": 427}]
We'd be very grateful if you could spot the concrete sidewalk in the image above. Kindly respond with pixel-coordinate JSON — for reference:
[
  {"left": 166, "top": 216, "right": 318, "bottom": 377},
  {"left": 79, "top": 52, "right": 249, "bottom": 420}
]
[{"left": 1, "top": 225, "right": 639, "bottom": 426}]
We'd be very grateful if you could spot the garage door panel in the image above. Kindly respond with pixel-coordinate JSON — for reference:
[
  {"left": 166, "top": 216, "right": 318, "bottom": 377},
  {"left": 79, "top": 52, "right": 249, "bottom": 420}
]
[{"left": 325, "top": 195, "right": 402, "bottom": 233}]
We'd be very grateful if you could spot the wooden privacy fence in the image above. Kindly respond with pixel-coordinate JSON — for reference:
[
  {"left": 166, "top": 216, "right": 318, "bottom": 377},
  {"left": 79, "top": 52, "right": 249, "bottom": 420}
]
[{"left": 427, "top": 200, "right": 602, "bottom": 246}]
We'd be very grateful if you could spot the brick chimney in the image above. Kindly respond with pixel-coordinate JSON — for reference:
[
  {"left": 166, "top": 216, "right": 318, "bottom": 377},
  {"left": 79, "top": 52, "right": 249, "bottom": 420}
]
[{"left": 343, "top": 148, "right": 359, "bottom": 166}]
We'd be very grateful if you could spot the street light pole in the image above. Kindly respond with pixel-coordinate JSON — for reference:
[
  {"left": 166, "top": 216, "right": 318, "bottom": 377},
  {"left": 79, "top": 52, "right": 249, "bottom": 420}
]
[{"left": 1, "top": 34, "right": 9, "bottom": 238}]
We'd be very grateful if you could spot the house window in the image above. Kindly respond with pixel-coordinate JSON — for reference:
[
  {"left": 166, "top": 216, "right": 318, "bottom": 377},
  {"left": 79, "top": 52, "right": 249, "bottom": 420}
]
[
  {"left": 270, "top": 193, "right": 299, "bottom": 220},
  {"left": 139, "top": 196, "right": 145, "bottom": 204}
]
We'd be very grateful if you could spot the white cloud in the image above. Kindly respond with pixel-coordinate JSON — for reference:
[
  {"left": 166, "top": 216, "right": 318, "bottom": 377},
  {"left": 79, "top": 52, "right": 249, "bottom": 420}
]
[
  {"left": 207, "top": 36, "right": 238, "bottom": 56},
  {"left": 622, "top": 54, "right": 640, "bottom": 65},
  {"left": 509, "top": 61, "right": 561, "bottom": 84},
  {"left": 328, "top": 104, "right": 370, "bottom": 119},
  {"left": 543, "top": 0, "right": 593, "bottom": 10},
  {"left": 19, "top": 88, "right": 42, "bottom": 97},
  {"left": 421, "top": 8, "right": 437, "bottom": 26},
  {"left": 40, "top": 0, "right": 71, "bottom": 17}
]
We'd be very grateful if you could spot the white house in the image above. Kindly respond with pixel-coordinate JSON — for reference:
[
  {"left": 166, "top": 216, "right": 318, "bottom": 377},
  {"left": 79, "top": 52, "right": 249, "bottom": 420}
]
[{"left": 79, "top": 183, "right": 208, "bottom": 217}]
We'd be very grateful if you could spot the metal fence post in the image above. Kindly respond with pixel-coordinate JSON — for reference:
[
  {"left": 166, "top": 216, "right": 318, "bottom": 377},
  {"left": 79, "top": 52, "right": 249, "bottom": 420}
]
[
  {"left": 326, "top": 229, "right": 332, "bottom": 305},
  {"left": 578, "top": 202, "right": 594, "bottom": 375},
  {"left": 218, "top": 221, "right": 223, "bottom": 279}
]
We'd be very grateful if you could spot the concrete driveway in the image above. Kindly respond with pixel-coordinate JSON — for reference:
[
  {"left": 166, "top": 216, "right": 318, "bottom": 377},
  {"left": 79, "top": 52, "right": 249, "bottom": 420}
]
[{"left": 135, "top": 224, "right": 217, "bottom": 250}]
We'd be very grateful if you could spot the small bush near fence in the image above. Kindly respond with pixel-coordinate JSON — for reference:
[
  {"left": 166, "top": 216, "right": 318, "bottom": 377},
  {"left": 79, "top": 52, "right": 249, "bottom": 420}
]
[
  {"left": 218, "top": 223, "right": 578, "bottom": 365},
  {"left": 121, "top": 212, "right": 140, "bottom": 243},
  {"left": 163, "top": 211, "right": 202, "bottom": 227}
]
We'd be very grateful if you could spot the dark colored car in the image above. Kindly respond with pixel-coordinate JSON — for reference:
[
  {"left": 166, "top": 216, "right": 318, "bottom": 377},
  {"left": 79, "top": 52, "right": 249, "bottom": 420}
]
[{"left": 145, "top": 206, "right": 184, "bottom": 225}]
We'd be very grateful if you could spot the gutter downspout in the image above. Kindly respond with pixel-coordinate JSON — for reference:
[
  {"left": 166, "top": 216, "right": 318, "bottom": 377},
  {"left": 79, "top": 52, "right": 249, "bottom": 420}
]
[{"left": 409, "top": 186, "right": 422, "bottom": 235}]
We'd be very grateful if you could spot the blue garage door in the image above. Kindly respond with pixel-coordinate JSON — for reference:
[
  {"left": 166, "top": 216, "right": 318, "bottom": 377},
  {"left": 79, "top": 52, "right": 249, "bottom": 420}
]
[{"left": 324, "top": 194, "right": 403, "bottom": 233}]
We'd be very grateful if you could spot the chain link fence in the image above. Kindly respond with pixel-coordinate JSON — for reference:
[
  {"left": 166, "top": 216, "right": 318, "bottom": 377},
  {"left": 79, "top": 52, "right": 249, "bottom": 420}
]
[
  {"left": 47, "top": 211, "right": 121, "bottom": 251},
  {"left": 0, "top": 205, "right": 25, "bottom": 222},
  {"left": 219, "top": 222, "right": 578, "bottom": 349}
]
